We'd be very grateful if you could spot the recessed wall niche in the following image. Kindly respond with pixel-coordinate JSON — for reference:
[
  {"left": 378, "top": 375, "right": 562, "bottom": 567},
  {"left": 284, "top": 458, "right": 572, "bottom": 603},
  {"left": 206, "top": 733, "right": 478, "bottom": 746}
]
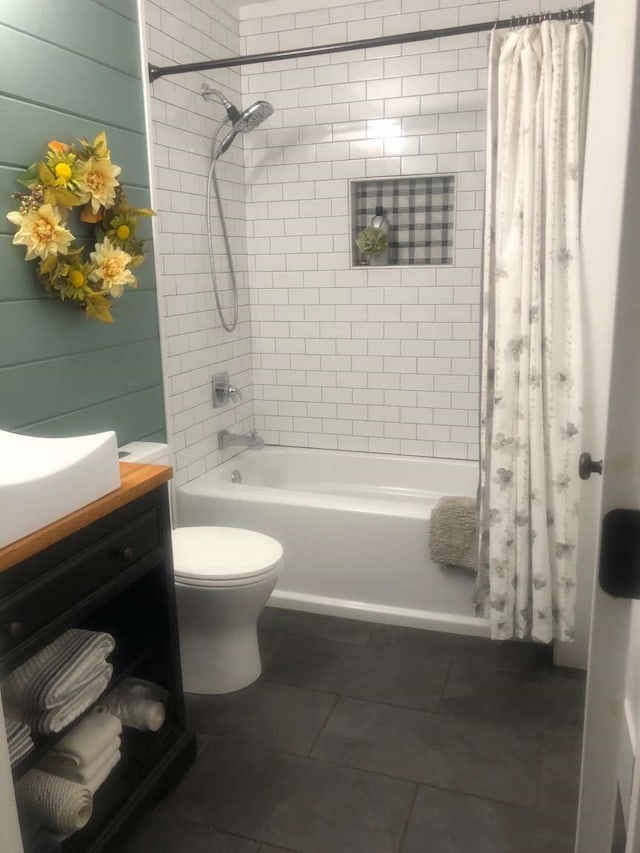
[{"left": 351, "top": 175, "right": 455, "bottom": 268}]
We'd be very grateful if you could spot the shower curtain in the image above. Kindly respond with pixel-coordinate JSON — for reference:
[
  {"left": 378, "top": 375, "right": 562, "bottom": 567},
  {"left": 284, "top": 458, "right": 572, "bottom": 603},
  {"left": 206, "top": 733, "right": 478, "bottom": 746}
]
[{"left": 476, "top": 21, "right": 590, "bottom": 643}]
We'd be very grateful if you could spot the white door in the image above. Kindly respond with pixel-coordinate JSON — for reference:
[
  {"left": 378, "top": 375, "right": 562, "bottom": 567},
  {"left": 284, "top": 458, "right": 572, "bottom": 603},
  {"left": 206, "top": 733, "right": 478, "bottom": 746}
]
[{"left": 575, "top": 1, "right": 640, "bottom": 851}]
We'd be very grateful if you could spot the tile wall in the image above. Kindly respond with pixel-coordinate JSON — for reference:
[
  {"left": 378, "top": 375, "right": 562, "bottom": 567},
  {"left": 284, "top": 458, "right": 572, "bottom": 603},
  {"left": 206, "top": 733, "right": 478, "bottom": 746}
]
[
  {"left": 240, "top": 0, "right": 565, "bottom": 461},
  {"left": 145, "top": 0, "right": 254, "bottom": 486},
  {"left": 145, "top": 0, "right": 568, "bottom": 481}
]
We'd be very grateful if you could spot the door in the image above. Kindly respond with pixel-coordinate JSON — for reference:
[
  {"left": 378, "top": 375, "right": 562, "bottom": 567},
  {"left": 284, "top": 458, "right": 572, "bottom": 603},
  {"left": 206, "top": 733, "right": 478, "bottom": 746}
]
[{"left": 575, "top": 1, "right": 640, "bottom": 851}]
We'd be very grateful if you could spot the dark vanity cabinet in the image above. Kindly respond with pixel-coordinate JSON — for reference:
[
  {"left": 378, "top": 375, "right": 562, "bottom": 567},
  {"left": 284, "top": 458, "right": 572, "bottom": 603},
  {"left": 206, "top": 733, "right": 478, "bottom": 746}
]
[{"left": 0, "top": 464, "right": 196, "bottom": 852}]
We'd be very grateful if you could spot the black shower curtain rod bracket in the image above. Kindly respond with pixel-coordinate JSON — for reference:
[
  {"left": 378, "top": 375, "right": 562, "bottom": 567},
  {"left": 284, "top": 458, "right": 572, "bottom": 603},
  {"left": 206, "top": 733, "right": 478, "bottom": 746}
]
[{"left": 147, "top": 2, "right": 594, "bottom": 82}]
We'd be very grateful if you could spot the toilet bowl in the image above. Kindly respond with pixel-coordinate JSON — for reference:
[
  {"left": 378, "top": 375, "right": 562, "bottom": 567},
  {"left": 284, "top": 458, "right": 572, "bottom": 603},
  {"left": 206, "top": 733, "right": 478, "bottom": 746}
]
[{"left": 118, "top": 441, "right": 283, "bottom": 694}]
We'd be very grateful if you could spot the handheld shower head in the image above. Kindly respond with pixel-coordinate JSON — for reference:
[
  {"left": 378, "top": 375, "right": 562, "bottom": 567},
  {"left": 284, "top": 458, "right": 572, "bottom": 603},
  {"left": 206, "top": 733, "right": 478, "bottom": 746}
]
[
  {"left": 214, "top": 99, "right": 274, "bottom": 160},
  {"left": 232, "top": 100, "right": 274, "bottom": 133}
]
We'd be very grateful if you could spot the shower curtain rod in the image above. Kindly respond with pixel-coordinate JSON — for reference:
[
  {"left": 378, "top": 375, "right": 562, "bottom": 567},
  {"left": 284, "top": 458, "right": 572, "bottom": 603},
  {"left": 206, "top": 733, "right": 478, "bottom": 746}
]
[{"left": 148, "top": 2, "right": 594, "bottom": 82}]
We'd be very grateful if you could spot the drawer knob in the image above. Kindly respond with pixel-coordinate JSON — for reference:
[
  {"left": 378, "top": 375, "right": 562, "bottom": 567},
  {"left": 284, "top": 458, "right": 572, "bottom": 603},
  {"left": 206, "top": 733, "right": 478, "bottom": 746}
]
[
  {"left": 6, "top": 622, "right": 23, "bottom": 640},
  {"left": 119, "top": 547, "right": 134, "bottom": 562}
]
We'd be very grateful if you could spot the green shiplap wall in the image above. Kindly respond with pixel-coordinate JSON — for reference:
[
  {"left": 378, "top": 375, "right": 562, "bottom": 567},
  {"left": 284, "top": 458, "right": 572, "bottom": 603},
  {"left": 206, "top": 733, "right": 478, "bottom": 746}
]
[{"left": 0, "top": 0, "right": 166, "bottom": 444}]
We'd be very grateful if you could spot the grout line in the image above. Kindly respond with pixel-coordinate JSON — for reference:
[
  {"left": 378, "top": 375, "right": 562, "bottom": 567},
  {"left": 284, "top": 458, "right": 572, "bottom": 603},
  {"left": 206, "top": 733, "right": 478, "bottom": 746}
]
[
  {"left": 306, "top": 693, "right": 340, "bottom": 758},
  {"left": 397, "top": 783, "right": 420, "bottom": 853}
]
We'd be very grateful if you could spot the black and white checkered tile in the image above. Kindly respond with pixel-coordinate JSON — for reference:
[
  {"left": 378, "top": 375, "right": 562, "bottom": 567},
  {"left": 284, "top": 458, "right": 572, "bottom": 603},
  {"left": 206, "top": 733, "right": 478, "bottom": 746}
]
[{"left": 353, "top": 175, "right": 455, "bottom": 266}]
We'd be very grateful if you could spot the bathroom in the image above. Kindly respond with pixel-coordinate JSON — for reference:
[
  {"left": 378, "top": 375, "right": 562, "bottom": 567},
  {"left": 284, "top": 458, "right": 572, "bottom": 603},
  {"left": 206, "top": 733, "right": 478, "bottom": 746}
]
[{"left": 0, "top": 0, "right": 638, "bottom": 851}]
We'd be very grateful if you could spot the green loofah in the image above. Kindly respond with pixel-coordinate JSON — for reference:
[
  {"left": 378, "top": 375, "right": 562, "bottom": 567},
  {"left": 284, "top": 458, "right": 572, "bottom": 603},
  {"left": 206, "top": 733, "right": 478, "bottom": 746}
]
[{"left": 355, "top": 225, "right": 388, "bottom": 256}]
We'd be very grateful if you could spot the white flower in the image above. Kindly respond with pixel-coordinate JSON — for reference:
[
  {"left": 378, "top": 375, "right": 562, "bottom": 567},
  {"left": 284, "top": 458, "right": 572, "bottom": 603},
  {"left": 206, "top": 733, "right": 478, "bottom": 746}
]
[
  {"left": 89, "top": 238, "right": 136, "bottom": 297},
  {"left": 77, "top": 156, "right": 121, "bottom": 213},
  {"left": 6, "top": 204, "right": 73, "bottom": 261}
]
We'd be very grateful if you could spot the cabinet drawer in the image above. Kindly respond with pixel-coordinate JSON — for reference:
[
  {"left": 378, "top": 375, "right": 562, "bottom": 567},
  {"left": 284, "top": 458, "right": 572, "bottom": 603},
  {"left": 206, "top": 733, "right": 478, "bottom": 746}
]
[{"left": 0, "top": 509, "right": 161, "bottom": 661}]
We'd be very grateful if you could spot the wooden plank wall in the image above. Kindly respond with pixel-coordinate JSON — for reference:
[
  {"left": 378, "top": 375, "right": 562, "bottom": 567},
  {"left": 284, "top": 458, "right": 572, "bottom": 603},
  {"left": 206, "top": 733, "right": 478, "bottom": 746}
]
[{"left": 0, "top": 0, "right": 166, "bottom": 444}]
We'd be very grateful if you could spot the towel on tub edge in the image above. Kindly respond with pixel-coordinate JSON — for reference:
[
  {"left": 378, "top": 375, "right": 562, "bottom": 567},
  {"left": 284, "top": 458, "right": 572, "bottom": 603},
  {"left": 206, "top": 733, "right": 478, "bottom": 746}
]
[{"left": 429, "top": 496, "right": 478, "bottom": 572}]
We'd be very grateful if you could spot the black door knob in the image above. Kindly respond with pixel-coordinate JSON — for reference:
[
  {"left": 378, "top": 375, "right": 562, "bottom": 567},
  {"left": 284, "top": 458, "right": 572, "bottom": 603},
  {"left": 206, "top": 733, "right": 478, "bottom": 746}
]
[
  {"left": 579, "top": 452, "right": 603, "bottom": 480},
  {"left": 6, "top": 622, "right": 23, "bottom": 639}
]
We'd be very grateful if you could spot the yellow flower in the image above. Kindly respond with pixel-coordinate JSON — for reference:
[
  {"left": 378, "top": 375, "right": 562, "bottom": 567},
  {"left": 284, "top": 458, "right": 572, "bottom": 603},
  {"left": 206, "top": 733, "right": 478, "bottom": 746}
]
[
  {"left": 77, "top": 156, "right": 121, "bottom": 214},
  {"left": 89, "top": 238, "right": 135, "bottom": 297},
  {"left": 69, "top": 269, "right": 86, "bottom": 288},
  {"left": 55, "top": 163, "right": 73, "bottom": 183},
  {"left": 116, "top": 224, "right": 130, "bottom": 240},
  {"left": 6, "top": 204, "right": 73, "bottom": 261}
]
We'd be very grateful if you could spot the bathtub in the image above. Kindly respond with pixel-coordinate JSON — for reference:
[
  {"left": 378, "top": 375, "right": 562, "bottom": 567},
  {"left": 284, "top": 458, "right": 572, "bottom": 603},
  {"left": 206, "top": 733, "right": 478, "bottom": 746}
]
[{"left": 175, "top": 447, "right": 489, "bottom": 637}]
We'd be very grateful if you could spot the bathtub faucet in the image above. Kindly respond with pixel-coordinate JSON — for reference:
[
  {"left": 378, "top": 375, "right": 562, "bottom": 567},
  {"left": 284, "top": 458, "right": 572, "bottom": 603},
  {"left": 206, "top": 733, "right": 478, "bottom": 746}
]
[{"left": 218, "top": 429, "right": 265, "bottom": 451}]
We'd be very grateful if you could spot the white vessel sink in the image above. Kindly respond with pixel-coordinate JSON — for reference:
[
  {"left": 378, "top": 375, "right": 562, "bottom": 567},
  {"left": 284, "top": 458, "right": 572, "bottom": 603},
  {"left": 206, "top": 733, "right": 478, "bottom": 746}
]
[{"left": 0, "top": 430, "right": 121, "bottom": 550}]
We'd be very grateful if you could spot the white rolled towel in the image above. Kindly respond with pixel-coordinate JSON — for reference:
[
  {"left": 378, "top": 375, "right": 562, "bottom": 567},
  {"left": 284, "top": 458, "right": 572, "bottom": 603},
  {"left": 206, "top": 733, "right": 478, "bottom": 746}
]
[
  {"left": 15, "top": 769, "right": 93, "bottom": 834},
  {"left": 100, "top": 678, "right": 167, "bottom": 731},
  {"left": 42, "top": 709, "right": 121, "bottom": 767},
  {"left": 99, "top": 694, "right": 165, "bottom": 732}
]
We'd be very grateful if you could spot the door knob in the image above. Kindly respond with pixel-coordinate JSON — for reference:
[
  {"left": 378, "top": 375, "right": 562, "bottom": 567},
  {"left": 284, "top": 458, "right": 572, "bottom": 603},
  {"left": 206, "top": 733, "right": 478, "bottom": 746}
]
[{"left": 579, "top": 452, "right": 603, "bottom": 480}]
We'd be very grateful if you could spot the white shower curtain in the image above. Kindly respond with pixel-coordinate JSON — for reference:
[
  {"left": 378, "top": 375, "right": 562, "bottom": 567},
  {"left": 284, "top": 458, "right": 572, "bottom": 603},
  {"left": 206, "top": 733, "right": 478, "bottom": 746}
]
[{"left": 476, "top": 21, "right": 590, "bottom": 643}]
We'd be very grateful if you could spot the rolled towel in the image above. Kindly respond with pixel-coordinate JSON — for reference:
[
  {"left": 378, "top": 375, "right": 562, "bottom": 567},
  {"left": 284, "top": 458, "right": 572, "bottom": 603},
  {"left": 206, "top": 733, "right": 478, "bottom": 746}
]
[
  {"left": 100, "top": 678, "right": 167, "bottom": 732},
  {"left": 429, "top": 496, "right": 478, "bottom": 572},
  {"left": 99, "top": 693, "right": 165, "bottom": 732},
  {"left": 39, "top": 735, "right": 120, "bottom": 786},
  {"left": 18, "top": 665, "right": 114, "bottom": 734},
  {"left": 40, "top": 709, "right": 121, "bottom": 768},
  {"left": 2, "top": 629, "right": 115, "bottom": 711},
  {"left": 15, "top": 769, "right": 92, "bottom": 834}
]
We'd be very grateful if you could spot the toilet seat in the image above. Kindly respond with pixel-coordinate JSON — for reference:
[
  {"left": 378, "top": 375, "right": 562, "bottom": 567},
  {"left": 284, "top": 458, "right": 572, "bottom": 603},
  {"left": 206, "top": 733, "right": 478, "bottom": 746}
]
[{"left": 171, "top": 526, "right": 283, "bottom": 588}]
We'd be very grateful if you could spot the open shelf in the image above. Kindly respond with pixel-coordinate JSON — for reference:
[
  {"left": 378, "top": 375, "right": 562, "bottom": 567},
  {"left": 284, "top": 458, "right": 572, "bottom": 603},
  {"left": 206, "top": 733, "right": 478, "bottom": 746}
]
[{"left": 11, "top": 642, "right": 158, "bottom": 780}]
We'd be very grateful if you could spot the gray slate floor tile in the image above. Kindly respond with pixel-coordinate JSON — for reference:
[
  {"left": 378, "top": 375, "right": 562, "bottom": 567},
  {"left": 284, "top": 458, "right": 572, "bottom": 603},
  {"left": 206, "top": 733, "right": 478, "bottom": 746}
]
[
  {"left": 401, "top": 785, "right": 575, "bottom": 853},
  {"left": 538, "top": 725, "right": 583, "bottom": 823},
  {"left": 185, "top": 680, "right": 337, "bottom": 755},
  {"left": 369, "top": 624, "right": 553, "bottom": 668},
  {"left": 259, "top": 847, "right": 299, "bottom": 853},
  {"left": 438, "top": 658, "right": 585, "bottom": 730},
  {"left": 113, "top": 812, "right": 259, "bottom": 853},
  {"left": 312, "top": 696, "right": 540, "bottom": 807},
  {"left": 157, "top": 737, "right": 416, "bottom": 853},
  {"left": 263, "top": 633, "right": 451, "bottom": 712},
  {"left": 260, "top": 607, "right": 372, "bottom": 646}
]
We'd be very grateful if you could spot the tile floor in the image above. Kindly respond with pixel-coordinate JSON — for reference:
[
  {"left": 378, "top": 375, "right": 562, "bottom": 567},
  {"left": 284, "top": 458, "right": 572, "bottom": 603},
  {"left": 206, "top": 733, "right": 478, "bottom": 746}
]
[{"left": 114, "top": 608, "right": 585, "bottom": 853}]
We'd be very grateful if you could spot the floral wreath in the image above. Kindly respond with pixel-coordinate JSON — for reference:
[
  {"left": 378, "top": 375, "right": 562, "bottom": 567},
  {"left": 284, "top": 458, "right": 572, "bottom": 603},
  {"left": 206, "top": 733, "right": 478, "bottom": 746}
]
[{"left": 6, "top": 132, "right": 154, "bottom": 323}]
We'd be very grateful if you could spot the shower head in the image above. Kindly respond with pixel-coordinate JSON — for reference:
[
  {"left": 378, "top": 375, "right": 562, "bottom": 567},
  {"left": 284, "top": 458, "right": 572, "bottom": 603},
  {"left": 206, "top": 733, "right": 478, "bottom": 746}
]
[
  {"left": 201, "top": 84, "right": 274, "bottom": 160},
  {"left": 233, "top": 100, "right": 274, "bottom": 134},
  {"left": 214, "top": 99, "right": 274, "bottom": 160}
]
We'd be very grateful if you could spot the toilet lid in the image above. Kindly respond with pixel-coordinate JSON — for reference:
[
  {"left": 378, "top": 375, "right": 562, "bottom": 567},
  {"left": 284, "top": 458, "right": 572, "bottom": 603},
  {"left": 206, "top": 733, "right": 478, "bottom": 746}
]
[{"left": 171, "top": 526, "right": 283, "bottom": 583}]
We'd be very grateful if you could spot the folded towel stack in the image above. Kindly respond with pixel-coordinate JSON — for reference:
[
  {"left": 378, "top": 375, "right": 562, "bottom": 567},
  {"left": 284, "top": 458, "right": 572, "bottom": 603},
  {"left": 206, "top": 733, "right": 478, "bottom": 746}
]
[
  {"left": 4, "top": 717, "right": 34, "bottom": 767},
  {"left": 37, "top": 709, "right": 122, "bottom": 794},
  {"left": 99, "top": 677, "right": 167, "bottom": 732},
  {"left": 429, "top": 496, "right": 478, "bottom": 572},
  {"left": 2, "top": 629, "right": 115, "bottom": 734}
]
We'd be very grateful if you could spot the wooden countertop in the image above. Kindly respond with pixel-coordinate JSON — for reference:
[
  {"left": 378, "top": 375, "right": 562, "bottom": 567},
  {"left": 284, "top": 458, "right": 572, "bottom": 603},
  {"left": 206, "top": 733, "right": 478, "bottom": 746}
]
[{"left": 0, "top": 462, "right": 172, "bottom": 574}]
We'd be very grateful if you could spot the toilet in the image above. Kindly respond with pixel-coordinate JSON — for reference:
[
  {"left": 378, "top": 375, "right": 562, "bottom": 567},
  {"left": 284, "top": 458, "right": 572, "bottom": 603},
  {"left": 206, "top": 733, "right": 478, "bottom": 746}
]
[{"left": 118, "top": 441, "right": 283, "bottom": 694}]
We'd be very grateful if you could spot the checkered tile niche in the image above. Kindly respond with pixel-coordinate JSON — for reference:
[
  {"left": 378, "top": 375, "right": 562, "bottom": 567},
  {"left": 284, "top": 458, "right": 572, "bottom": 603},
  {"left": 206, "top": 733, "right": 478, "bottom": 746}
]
[{"left": 351, "top": 176, "right": 455, "bottom": 267}]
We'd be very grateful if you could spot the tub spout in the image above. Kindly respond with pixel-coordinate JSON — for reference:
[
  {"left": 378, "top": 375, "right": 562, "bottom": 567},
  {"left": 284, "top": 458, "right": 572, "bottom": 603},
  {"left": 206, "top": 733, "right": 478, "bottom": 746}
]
[{"left": 218, "top": 429, "right": 264, "bottom": 451}]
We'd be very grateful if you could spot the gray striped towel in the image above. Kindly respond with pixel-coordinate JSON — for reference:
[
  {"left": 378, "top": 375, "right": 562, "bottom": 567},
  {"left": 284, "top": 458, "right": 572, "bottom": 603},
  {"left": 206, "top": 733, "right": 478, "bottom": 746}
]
[
  {"left": 4, "top": 717, "right": 34, "bottom": 766},
  {"left": 2, "top": 629, "right": 115, "bottom": 711},
  {"left": 14, "top": 666, "right": 114, "bottom": 734}
]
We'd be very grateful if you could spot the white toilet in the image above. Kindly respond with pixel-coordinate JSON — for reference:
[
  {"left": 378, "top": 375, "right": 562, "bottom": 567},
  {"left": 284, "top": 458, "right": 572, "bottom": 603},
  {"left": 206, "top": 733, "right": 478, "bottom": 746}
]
[{"left": 119, "top": 441, "right": 283, "bottom": 694}]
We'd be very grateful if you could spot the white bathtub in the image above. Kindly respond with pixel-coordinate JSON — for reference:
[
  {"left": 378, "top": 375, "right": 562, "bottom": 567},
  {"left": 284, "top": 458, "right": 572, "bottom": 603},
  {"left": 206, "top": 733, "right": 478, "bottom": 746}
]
[{"left": 175, "top": 447, "right": 489, "bottom": 637}]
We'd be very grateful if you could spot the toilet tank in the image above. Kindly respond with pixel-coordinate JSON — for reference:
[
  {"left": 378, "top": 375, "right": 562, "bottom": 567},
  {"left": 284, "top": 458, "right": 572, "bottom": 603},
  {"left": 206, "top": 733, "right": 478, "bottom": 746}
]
[{"left": 118, "top": 441, "right": 171, "bottom": 466}]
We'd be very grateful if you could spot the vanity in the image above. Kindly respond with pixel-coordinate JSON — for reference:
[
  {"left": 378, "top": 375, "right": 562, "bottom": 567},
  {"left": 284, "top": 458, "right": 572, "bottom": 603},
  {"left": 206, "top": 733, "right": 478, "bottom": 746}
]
[{"left": 0, "top": 462, "right": 197, "bottom": 852}]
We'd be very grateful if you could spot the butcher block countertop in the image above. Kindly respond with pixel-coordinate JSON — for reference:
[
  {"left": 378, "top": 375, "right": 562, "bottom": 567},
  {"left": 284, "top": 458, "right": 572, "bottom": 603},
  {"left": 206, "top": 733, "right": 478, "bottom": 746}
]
[{"left": 0, "top": 462, "right": 172, "bottom": 574}]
